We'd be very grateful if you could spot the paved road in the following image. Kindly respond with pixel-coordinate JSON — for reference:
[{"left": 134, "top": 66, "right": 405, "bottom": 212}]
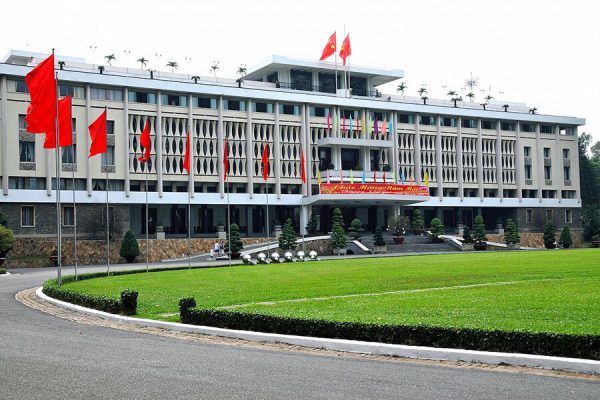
[{"left": 1, "top": 265, "right": 599, "bottom": 400}]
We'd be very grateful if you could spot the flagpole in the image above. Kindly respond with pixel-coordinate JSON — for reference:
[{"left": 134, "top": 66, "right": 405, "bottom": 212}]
[
  {"left": 334, "top": 30, "right": 338, "bottom": 95},
  {"left": 145, "top": 167, "right": 149, "bottom": 272},
  {"left": 188, "top": 183, "right": 191, "bottom": 269},
  {"left": 227, "top": 180, "right": 231, "bottom": 267},
  {"left": 54, "top": 59, "right": 63, "bottom": 287},
  {"left": 265, "top": 181, "right": 270, "bottom": 258},
  {"left": 106, "top": 158, "right": 110, "bottom": 275},
  {"left": 187, "top": 125, "right": 192, "bottom": 270},
  {"left": 71, "top": 102, "right": 78, "bottom": 281},
  {"left": 343, "top": 25, "right": 347, "bottom": 96}
]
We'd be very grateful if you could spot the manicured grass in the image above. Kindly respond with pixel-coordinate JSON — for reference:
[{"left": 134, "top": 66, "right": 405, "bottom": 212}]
[{"left": 62, "top": 249, "right": 600, "bottom": 335}]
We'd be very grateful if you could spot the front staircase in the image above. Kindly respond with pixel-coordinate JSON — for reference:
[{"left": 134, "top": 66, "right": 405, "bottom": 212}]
[{"left": 357, "top": 232, "right": 459, "bottom": 254}]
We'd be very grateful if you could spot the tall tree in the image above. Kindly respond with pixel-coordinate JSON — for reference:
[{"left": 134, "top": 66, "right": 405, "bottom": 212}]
[{"left": 579, "top": 132, "right": 600, "bottom": 209}]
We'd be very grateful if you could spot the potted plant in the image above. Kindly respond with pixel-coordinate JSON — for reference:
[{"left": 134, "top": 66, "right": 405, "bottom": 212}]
[
  {"left": 543, "top": 220, "right": 556, "bottom": 249},
  {"left": 278, "top": 218, "right": 297, "bottom": 251},
  {"left": 120, "top": 229, "right": 140, "bottom": 263},
  {"left": 225, "top": 223, "right": 244, "bottom": 259},
  {"left": 591, "top": 235, "right": 600, "bottom": 248},
  {"left": 0, "top": 225, "right": 15, "bottom": 266},
  {"left": 388, "top": 215, "right": 410, "bottom": 244},
  {"left": 348, "top": 218, "right": 364, "bottom": 241},
  {"left": 411, "top": 209, "right": 424, "bottom": 235},
  {"left": 373, "top": 226, "right": 387, "bottom": 253},
  {"left": 559, "top": 226, "right": 573, "bottom": 249},
  {"left": 429, "top": 217, "right": 444, "bottom": 243},
  {"left": 504, "top": 218, "right": 521, "bottom": 250},
  {"left": 330, "top": 222, "right": 347, "bottom": 255},
  {"left": 462, "top": 226, "right": 475, "bottom": 251},
  {"left": 473, "top": 215, "right": 488, "bottom": 251}
]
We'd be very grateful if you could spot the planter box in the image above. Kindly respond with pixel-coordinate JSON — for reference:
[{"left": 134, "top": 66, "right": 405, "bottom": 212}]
[
  {"left": 332, "top": 248, "right": 347, "bottom": 256},
  {"left": 462, "top": 243, "right": 474, "bottom": 251},
  {"left": 591, "top": 241, "right": 600, "bottom": 248},
  {"left": 374, "top": 245, "right": 387, "bottom": 254},
  {"left": 431, "top": 236, "right": 444, "bottom": 244},
  {"left": 544, "top": 243, "right": 557, "bottom": 250},
  {"left": 506, "top": 243, "right": 521, "bottom": 250},
  {"left": 473, "top": 242, "right": 488, "bottom": 251},
  {"left": 230, "top": 252, "right": 241, "bottom": 259},
  {"left": 392, "top": 236, "right": 405, "bottom": 244}
]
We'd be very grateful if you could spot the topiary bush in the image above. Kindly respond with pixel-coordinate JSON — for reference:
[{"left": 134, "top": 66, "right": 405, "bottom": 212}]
[
  {"left": 0, "top": 268, "right": 6, "bottom": 274},
  {"left": 225, "top": 223, "right": 244, "bottom": 254},
  {"left": 332, "top": 208, "right": 345, "bottom": 229},
  {"left": 473, "top": 215, "right": 487, "bottom": 243},
  {"left": 279, "top": 218, "right": 297, "bottom": 251},
  {"left": 0, "top": 225, "right": 15, "bottom": 258},
  {"left": 330, "top": 223, "right": 347, "bottom": 251},
  {"left": 429, "top": 218, "right": 444, "bottom": 239},
  {"left": 120, "top": 289, "right": 138, "bottom": 315},
  {"left": 504, "top": 219, "right": 520, "bottom": 245},
  {"left": 411, "top": 209, "right": 424, "bottom": 234},
  {"left": 559, "top": 225, "right": 573, "bottom": 249},
  {"left": 119, "top": 229, "right": 140, "bottom": 263},
  {"left": 348, "top": 218, "right": 364, "bottom": 240},
  {"left": 373, "top": 226, "right": 386, "bottom": 247},
  {"left": 388, "top": 215, "right": 410, "bottom": 237},
  {"left": 305, "top": 214, "right": 318, "bottom": 234},
  {"left": 543, "top": 220, "right": 556, "bottom": 249},
  {"left": 462, "top": 226, "right": 474, "bottom": 244}
]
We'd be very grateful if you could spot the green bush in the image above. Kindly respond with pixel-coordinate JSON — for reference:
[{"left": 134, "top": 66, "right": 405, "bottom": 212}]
[
  {"left": 330, "top": 223, "right": 347, "bottom": 250},
  {"left": 462, "top": 226, "right": 474, "bottom": 244},
  {"left": 225, "top": 223, "right": 244, "bottom": 254},
  {"left": 348, "top": 218, "right": 364, "bottom": 240},
  {"left": 332, "top": 208, "right": 345, "bottom": 229},
  {"left": 559, "top": 225, "right": 573, "bottom": 249},
  {"left": 429, "top": 218, "right": 444, "bottom": 238},
  {"left": 0, "top": 267, "right": 6, "bottom": 274},
  {"left": 411, "top": 209, "right": 424, "bottom": 234},
  {"left": 582, "top": 209, "right": 600, "bottom": 242},
  {"left": 119, "top": 229, "right": 140, "bottom": 262},
  {"left": 473, "top": 215, "right": 487, "bottom": 243},
  {"left": 278, "top": 218, "right": 297, "bottom": 251},
  {"left": 373, "top": 226, "right": 386, "bottom": 247},
  {"left": 120, "top": 289, "right": 139, "bottom": 315},
  {"left": 504, "top": 219, "right": 520, "bottom": 245},
  {"left": 543, "top": 220, "right": 556, "bottom": 249},
  {"left": 305, "top": 214, "right": 318, "bottom": 234},
  {"left": 388, "top": 215, "right": 410, "bottom": 237},
  {"left": 0, "top": 225, "right": 15, "bottom": 257},
  {"left": 179, "top": 299, "right": 600, "bottom": 360}
]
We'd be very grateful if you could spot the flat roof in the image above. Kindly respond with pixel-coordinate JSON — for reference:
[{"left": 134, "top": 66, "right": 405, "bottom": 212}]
[{"left": 245, "top": 55, "right": 404, "bottom": 86}]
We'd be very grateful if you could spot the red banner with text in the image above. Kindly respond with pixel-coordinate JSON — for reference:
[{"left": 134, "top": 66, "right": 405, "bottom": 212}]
[{"left": 320, "top": 184, "right": 430, "bottom": 196}]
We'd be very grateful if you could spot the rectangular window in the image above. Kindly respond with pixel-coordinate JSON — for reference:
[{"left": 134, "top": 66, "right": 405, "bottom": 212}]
[
  {"left": 61, "top": 145, "right": 76, "bottom": 163},
  {"left": 102, "top": 145, "right": 115, "bottom": 166},
  {"left": 252, "top": 102, "right": 273, "bottom": 113},
  {"left": 524, "top": 165, "right": 532, "bottom": 180},
  {"left": 524, "top": 146, "right": 531, "bottom": 157},
  {"left": 481, "top": 120, "right": 496, "bottom": 130},
  {"left": 91, "top": 87, "right": 123, "bottom": 101},
  {"left": 21, "top": 206, "right": 35, "bottom": 227},
  {"left": 280, "top": 104, "right": 299, "bottom": 115},
  {"left": 461, "top": 119, "right": 476, "bottom": 128},
  {"left": 419, "top": 115, "right": 435, "bottom": 125},
  {"left": 521, "top": 123, "right": 535, "bottom": 132},
  {"left": 9, "top": 79, "right": 29, "bottom": 93},
  {"left": 63, "top": 206, "right": 75, "bottom": 227},
  {"left": 544, "top": 166, "right": 552, "bottom": 180},
  {"left": 526, "top": 209, "right": 533, "bottom": 224},
  {"left": 59, "top": 85, "right": 85, "bottom": 99},
  {"left": 543, "top": 147, "right": 551, "bottom": 158},
  {"left": 540, "top": 125, "right": 553, "bottom": 134},
  {"left": 562, "top": 190, "right": 576, "bottom": 199},
  {"left": 565, "top": 209, "right": 572, "bottom": 224},
  {"left": 501, "top": 122, "right": 515, "bottom": 131},
  {"left": 223, "top": 99, "right": 245, "bottom": 111},
  {"left": 398, "top": 114, "right": 414, "bottom": 124},
  {"left": 161, "top": 94, "right": 188, "bottom": 107},
  {"left": 128, "top": 91, "right": 156, "bottom": 104},
  {"left": 441, "top": 117, "right": 456, "bottom": 127},
  {"left": 19, "top": 141, "right": 35, "bottom": 162},
  {"left": 309, "top": 107, "right": 327, "bottom": 117},
  {"left": 193, "top": 96, "right": 217, "bottom": 109},
  {"left": 563, "top": 148, "right": 569, "bottom": 159},
  {"left": 563, "top": 166, "right": 571, "bottom": 181}
]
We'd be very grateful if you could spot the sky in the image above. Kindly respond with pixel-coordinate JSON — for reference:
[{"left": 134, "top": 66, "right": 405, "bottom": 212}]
[{"left": 2, "top": 0, "right": 598, "bottom": 143}]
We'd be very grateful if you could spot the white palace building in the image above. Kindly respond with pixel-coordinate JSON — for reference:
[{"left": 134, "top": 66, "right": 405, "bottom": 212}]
[{"left": 0, "top": 50, "right": 584, "bottom": 238}]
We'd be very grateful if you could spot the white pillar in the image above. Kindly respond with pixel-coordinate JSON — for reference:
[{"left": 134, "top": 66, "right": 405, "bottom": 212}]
[
  {"left": 274, "top": 100, "right": 282, "bottom": 198},
  {"left": 496, "top": 120, "right": 503, "bottom": 200},
  {"left": 156, "top": 90, "right": 163, "bottom": 197},
  {"left": 435, "top": 115, "right": 443, "bottom": 198},
  {"left": 300, "top": 204, "right": 310, "bottom": 235},
  {"left": 124, "top": 87, "right": 130, "bottom": 197},
  {"left": 457, "top": 117, "right": 464, "bottom": 201},
  {"left": 415, "top": 113, "right": 422, "bottom": 185},
  {"left": 245, "top": 99, "right": 254, "bottom": 197},
  {"left": 217, "top": 96, "right": 224, "bottom": 198},
  {"left": 188, "top": 94, "right": 194, "bottom": 199},
  {"left": 536, "top": 123, "right": 543, "bottom": 202},
  {"left": 85, "top": 85, "right": 92, "bottom": 196},
  {"left": 476, "top": 119, "right": 483, "bottom": 201},
  {"left": 0, "top": 76, "right": 8, "bottom": 195},
  {"left": 515, "top": 122, "right": 523, "bottom": 202},
  {"left": 391, "top": 111, "right": 399, "bottom": 183}
]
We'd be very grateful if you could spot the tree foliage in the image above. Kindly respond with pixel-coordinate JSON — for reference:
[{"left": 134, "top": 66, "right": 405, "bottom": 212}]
[
  {"left": 579, "top": 132, "right": 600, "bottom": 209},
  {"left": 332, "top": 208, "right": 345, "bottom": 229},
  {"left": 462, "top": 226, "right": 474, "bottom": 244},
  {"left": 119, "top": 229, "right": 140, "bottom": 261},
  {"left": 543, "top": 220, "right": 556, "bottom": 248},
  {"left": 305, "top": 213, "right": 318, "bottom": 234},
  {"left": 330, "top": 223, "right": 347, "bottom": 249},
  {"left": 373, "top": 226, "right": 386, "bottom": 247},
  {"left": 429, "top": 218, "right": 444, "bottom": 238},
  {"left": 411, "top": 209, "right": 424, "bottom": 233},
  {"left": 225, "top": 223, "right": 244, "bottom": 253},
  {"left": 388, "top": 215, "right": 410, "bottom": 237},
  {"left": 473, "top": 215, "right": 487, "bottom": 243},
  {"left": 279, "top": 218, "right": 297, "bottom": 251},
  {"left": 348, "top": 218, "right": 364, "bottom": 240},
  {"left": 559, "top": 226, "right": 573, "bottom": 249},
  {"left": 504, "top": 219, "right": 520, "bottom": 245}
]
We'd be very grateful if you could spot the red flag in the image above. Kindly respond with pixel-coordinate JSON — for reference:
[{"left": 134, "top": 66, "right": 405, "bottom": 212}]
[
  {"left": 319, "top": 31, "right": 336, "bottom": 61},
  {"left": 138, "top": 119, "right": 151, "bottom": 162},
  {"left": 339, "top": 34, "right": 351, "bottom": 65},
  {"left": 262, "top": 143, "right": 269, "bottom": 181},
  {"left": 88, "top": 110, "right": 107, "bottom": 158},
  {"left": 223, "top": 139, "right": 229, "bottom": 181},
  {"left": 342, "top": 115, "right": 346, "bottom": 135},
  {"left": 327, "top": 111, "right": 331, "bottom": 129},
  {"left": 183, "top": 129, "right": 191, "bottom": 174},
  {"left": 43, "top": 96, "right": 72, "bottom": 149},
  {"left": 25, "top": 54, "right": 56, "bottom": 135},
  {"left": 300, "top": 146, "right": 306, "bottom": 184}
]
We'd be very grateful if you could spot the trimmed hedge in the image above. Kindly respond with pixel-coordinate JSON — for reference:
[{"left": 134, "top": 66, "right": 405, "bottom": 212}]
[
  {"left": 179, "top": 298, "right": 600, "bottom": 360},
  {"left": 0, "top": 267, "right": 6, "bottom": 274}
]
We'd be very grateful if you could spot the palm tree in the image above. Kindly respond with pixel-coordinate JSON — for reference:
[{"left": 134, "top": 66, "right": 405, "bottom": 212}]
[
  {"left": 58, "top": 61, "right": 65, "bottom": 70},
  {"left": 396, "top": 82, "right": 407, "bottom": 95},
  {"left": 98, "top": 65, "right": 105, "bottom": 74},
  {"left": 447, "top": 90, "right": 457, "bottom": 98},
  {"left": 237, "top": 64, "right": 247, "bottom": 77},
  {"left": 104, "top": 54, "right": 116, "bottom": 66},
  {"left": 167, "top": 61, "right": 178, "bottom": 73},
  {"left": 484, "top": 94, "right": 493, "bottom": 103},
  {"left": 421, "top": 96, "right": 428, "bottom": 105},
  {"left": 529, "top": 107, "right": 538, "bottom": 114},
  {"left": 191, "top": 76, "right": 200, "bottom": 84},
  {"left": 465, "top": 92, "right": 475, "bottom": 102},
  {"left": 480, "top": 103, "right": 487, "bottom": 111},
  {"left": 417, "top": 86, "right": 427, "bottom": 97},
  {"left": 451, "top": 96, "right": 462, "bottom": 108},
  {"left": 210, "top": 61, "right": 220, "bottom": 81},
  {"left": 503, "top": 104, "right": 510, "bottom": 112},
  {"left": 137, "top": 57, "right": 148, "bottom": 69}
]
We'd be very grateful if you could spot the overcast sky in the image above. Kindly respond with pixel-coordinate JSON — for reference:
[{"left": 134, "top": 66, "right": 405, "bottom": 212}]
[{"left": 2, "top": 0, "right": 598, "bottom": 143}]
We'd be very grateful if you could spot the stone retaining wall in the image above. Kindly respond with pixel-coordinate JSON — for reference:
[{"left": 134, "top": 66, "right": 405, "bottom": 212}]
[
  {"left": 486, "top": 231, "right": 585, "bottom": 248},
  {"left": 5, "top": 237, "right": 270, "bottom": 268}
]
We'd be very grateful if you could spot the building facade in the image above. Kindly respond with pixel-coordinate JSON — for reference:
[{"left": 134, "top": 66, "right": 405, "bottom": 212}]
[{"left": 0, "top": 51, "right": 584, "bottom": 239}]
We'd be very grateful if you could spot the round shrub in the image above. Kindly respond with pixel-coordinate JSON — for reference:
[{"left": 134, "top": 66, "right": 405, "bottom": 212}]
[
  {"left": 119, "top": 229, "right": 140, "bottom": 262},
  {"left": 0, "top": 225, "right": 15, "bottom": 257}
]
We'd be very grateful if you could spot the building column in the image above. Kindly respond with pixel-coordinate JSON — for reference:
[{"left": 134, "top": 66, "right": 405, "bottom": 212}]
[
  {"left": 188, "top": 94, "right": 194, "bottom": 199},
  {"left": 572, "top": 126, "right": 581, "bottom": 205},
  {"left": 245, "top": 99, "right": 254, "bottom": 197},
  {"left": 535, "top": 123, "right": 543, "bottom": 202},
  {"left": 274, "top": 100, "right": 282, "bottom": 198},
  {"left": 156, "top": 90, "right": 163, "bottom": 197},
  {"left": 555, "top": 124, "right": 561, "bottom": 202},
  {"left": 435, "top": 115, "right": 443, "bottom": 198},
  {"left": 305, "top": 103, "right": 313, "bottom": 196},
  {"left": 85, "top": 85, "right": 92, "bottom": 196},
  {"left": 0, "top": 76, "right": 8, "bottom": 195},
  {"left": 414, "top": 113, "right": 421, "bottom": 185},
  {"left": 123, "top": 87, "right": 130, "bottom": 197},
  {"left": 391, "top": 111, "right": 399, "bottom": 183},
  {"left": 300, "top": 104, "right": 308, "bottom": 197},
  {"left": 457, "top": 117, "right": 464, "bottom": 201},
  {"left": 495, "top": 120, "right": 503, "bottom": 200},
  {"left": 476, "top": 119, "right": 483, "bottom": 201},
  {"left": 300, "top": 204, "right": 310, "bottom": 235},
  {"left": 515, "top": 122, "right": 523, "bottom": 202},
  {"left": 217, "top": 97, "right": 224, "bottom": 197}
]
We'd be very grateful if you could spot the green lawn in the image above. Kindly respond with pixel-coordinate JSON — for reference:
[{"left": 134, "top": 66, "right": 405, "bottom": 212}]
[{"left": 63, "top": 250, "right": 600, "bottom": 335}]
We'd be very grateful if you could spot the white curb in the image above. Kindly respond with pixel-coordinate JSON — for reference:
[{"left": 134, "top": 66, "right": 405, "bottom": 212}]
[{"left": 36, "top": 287, "right": 600, "bottom": 374}]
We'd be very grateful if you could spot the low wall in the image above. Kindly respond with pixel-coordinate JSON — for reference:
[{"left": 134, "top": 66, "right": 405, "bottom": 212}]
[
  {"left": 5, "top": 237, "right": 270, "bottom": 268},
  {"left": 486, "top": 231, "right": 585, "bottom": 248}
]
